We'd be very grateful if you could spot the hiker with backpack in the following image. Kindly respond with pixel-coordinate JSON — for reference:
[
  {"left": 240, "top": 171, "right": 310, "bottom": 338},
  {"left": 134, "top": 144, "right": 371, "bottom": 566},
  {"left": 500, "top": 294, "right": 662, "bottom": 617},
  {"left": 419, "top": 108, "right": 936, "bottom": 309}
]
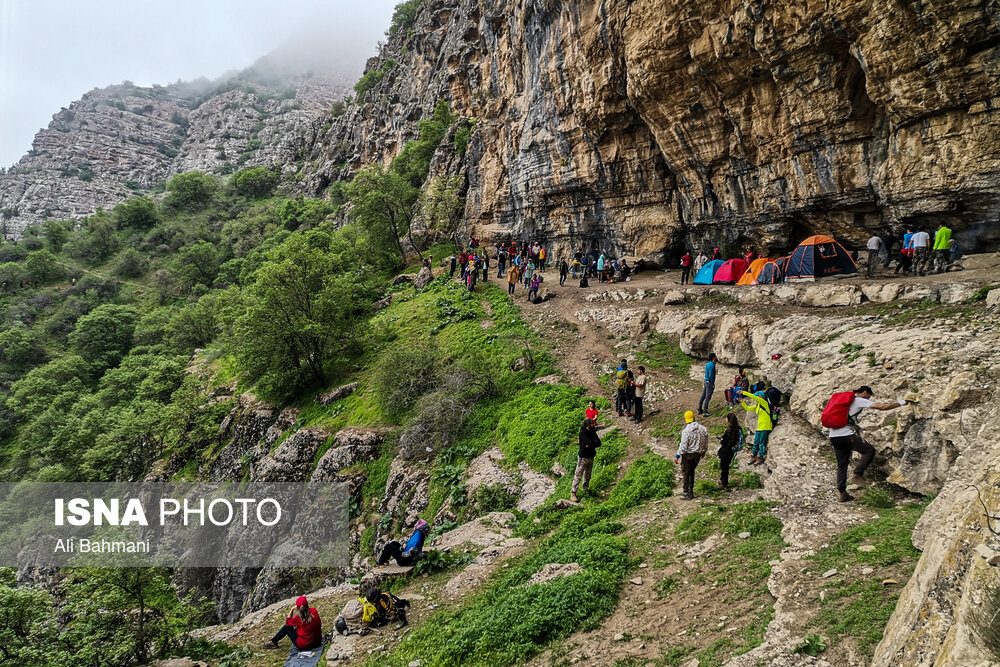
[
  {"left": 739, "top": 390, "right": 774, "bottom": 465},
  {"left": 365, "top": 587, "right": 410, "bottom": 629},
  {"left": 263, "top": 596, "right": 323, "bottom": 651},
  {"left": 572, "top": 417, "right": 602, "bottom": 502},
  {"left": 718, "top": 413, "right": 743, "bottom": 489},
  {"left": 614, "top": 360, "right": 631, "bottom": 417},
  {"left": 376, "top": 519, "right": 430, "bottom": 567},
  {"left": 822, "top": 386, "right": 906, "bottom": 502},
  {"left": 674, "top": 410, "right": 709, "bottom": 500},
  {"left": 697, "top": 354, "right": 718, "bottom": 416}
]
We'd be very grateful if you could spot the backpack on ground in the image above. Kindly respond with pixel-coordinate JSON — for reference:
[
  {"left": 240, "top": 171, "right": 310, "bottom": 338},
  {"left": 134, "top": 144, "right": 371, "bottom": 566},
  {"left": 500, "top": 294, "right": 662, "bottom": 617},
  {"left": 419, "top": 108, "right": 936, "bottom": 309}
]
[
  {"left": 357, "top": 598, "right": 378, "bottom": 624},
  {"left": 579, "top": 277, "right": 589, "bottom": 288},
  {"left": 821, "top": 392, "right": 856, "bottom": 429}
]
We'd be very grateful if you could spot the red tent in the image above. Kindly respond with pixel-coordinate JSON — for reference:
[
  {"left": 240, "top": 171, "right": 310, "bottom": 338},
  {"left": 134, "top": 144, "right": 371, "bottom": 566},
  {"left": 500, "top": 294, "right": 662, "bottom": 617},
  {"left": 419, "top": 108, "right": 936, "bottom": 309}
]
[{"left": 713, "top": 258, "right": 749, "bottom": 284}]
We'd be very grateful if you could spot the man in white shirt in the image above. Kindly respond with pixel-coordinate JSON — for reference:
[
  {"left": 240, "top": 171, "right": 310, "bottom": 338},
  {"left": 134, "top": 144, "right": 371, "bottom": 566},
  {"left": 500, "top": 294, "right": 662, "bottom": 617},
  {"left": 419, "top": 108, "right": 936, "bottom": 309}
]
[
  {"left": 908, "top": 228, "right": 931, "bottom": 276},
  {"left": 866, "top": 236, "right": 883, "bottom": 277},
  {"left": 827, "top": 385, "right": 905, "bottom": 502},
  {"left": 633, "top": 366, "right": 647, "bottom": 424}
]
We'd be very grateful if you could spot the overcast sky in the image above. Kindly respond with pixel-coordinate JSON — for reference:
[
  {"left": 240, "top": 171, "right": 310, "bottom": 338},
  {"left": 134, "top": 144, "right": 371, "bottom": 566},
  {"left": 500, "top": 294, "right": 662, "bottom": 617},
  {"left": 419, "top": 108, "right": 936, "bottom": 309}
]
[{"left": 0, "top": 0, "right": 397, "bottom": 167}]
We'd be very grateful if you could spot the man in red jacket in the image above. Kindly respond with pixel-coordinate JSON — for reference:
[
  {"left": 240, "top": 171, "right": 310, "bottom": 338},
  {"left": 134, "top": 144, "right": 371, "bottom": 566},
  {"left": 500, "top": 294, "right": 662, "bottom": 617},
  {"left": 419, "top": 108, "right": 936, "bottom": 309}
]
[{"left": 264, "top": 595, "right": 323, "bottom": 651}]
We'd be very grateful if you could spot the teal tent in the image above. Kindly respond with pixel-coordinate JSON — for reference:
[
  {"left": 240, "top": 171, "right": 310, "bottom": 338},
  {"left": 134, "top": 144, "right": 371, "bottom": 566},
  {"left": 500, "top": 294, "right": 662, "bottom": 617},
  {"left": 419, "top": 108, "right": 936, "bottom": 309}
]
[{"left": 693, "top": 259, "right": 724, "bottom": 284}]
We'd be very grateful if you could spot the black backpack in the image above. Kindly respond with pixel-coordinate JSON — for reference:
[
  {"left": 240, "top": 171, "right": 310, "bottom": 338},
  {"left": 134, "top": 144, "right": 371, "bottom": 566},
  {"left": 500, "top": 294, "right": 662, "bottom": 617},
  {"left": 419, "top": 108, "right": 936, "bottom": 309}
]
[{"left": 579, "top": 277, "right": 589, "bottom": 288}]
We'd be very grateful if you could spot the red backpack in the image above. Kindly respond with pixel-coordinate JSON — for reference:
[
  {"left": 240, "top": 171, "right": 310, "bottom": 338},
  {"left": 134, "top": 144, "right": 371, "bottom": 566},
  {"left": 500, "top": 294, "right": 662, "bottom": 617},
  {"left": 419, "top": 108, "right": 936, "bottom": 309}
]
[{"left": 821, "top": 392, "right": 855, "bottom": 429}]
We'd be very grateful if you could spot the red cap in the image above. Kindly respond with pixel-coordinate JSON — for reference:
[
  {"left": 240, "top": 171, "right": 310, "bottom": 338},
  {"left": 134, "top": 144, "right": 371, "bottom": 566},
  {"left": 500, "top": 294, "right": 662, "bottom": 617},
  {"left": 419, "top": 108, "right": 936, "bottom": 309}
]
[{"left": 296, "top": 596, "right": 308, "bottom": 608}]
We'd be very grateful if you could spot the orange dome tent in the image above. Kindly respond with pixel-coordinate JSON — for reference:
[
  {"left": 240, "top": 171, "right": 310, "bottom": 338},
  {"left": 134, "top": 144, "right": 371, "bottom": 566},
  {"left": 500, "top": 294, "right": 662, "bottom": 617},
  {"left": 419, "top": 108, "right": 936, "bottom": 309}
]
[{"left": 736, "top": 258, "right": 772, "bottom": 285}]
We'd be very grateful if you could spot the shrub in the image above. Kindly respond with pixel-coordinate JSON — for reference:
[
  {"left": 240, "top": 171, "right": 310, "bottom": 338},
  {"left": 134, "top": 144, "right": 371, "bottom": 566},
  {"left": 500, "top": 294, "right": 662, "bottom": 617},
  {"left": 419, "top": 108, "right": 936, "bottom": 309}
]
[
  {"left": 113, "top": 197, "right": 160, "bottom": 230},
  {"left": 371, "top": 339, "right": 441, "bottom": 420},
  {"left": 387, "top": 0, "right": 422, "bottom": 36},
  {"left": 112, "top": 248, "right": 148, "bottom": 279},
  {"left": 231, "top": 166, "right": 278, "bottom": 199},
  {"left": 165, "top": 171, "right": 218, "bottom": 211}
]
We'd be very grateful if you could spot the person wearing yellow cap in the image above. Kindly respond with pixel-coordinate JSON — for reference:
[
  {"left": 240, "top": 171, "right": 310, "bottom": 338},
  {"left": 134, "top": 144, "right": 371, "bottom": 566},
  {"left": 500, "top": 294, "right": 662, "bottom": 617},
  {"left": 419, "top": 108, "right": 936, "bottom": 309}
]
[{"left": 674, "top": 410, "right": 708, "bottom": 499}]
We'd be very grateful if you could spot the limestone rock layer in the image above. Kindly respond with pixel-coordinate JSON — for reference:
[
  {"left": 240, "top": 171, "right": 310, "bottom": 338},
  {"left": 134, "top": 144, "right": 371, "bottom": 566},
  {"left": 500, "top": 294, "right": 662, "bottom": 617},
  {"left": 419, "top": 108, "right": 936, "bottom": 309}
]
[{"left": 304, "top": 0, "right": 1000, "bottom": 259}]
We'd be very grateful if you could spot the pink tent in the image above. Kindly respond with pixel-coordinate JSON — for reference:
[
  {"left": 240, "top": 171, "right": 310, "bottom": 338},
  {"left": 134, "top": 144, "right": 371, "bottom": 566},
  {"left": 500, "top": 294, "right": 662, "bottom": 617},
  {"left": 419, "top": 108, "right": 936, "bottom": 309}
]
[{"left": 713, "top": 258, "right": 749, "bottom": 284}]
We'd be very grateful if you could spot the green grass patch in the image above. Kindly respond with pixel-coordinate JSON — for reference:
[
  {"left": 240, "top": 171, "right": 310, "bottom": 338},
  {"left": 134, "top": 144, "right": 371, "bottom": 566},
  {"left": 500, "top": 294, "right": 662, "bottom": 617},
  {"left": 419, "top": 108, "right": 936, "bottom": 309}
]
[
  {"left": 806, "top": 501, "right": 927, "bottom": 656},
  {"left": 635, "top": 332, "right": 693, "bottom": 380},
  {"left": 372, "top": 454, "right": 675, "bottom": 667}
]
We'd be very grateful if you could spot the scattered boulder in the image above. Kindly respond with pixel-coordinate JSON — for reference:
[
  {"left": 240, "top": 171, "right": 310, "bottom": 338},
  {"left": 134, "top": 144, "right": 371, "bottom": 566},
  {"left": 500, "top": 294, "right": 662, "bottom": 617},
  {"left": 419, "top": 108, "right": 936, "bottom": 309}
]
[
  {"left": 986, "top": 288, "right": 1000, "bottom": 308},
  {"left": 317, "top": 382, "right": 359, "bottom": 406},
  {"left": 533, "top": 374, "right": 562, "bottom": 385},
  {"left": 392, "top": 274, "right": 416, "bottom": 286},
  {"left": 414, "top": 266, "right": 434, "bottom": 290},
  {"left": 516, "top": 462, "right": 557, "bottom": 513},
  {"left": 527, "top": 562, "right": 582, "bottom": 585},
  {"left": 798, "top": 284, "right": 862, "bottom": 307},
  {"left": 430, "top": 512, "right": 516, "bottom": 551},
  {"left": 251, "top": 426, "right": 331, "bottom": 482},
  {"left": 312, "top": 428, "right": 385, "bottom": 482},
  {"left": 374, "top": 294, "right": 393, "bottom": 311},
  {"left": 662, "top": 289, "right": 686, "bottom": 305}
]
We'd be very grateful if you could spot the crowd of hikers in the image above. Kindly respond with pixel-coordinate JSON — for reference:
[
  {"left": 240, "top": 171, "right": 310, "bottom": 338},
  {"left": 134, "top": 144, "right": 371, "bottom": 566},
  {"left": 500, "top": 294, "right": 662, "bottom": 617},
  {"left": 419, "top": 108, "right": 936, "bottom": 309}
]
[{"left": 445, "top": 238, "right": 641, "bottom": 296}]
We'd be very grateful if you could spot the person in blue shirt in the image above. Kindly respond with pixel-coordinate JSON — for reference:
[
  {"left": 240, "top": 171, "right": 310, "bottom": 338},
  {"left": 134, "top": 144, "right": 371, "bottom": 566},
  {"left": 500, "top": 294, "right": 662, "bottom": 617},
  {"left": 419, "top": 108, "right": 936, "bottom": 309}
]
[
  {"left": 698, "top": 354, "right": 718, "bottom": 416},
  {"left": 377, "top": 519, "right": 429, "bottom": 566}
]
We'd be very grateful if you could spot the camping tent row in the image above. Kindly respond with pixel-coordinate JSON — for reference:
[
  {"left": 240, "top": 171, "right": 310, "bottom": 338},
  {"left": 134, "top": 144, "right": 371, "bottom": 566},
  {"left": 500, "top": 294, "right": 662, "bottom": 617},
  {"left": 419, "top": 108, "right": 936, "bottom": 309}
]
[{"left": 693, "top": 235, "right": 857, "bottom": 285}]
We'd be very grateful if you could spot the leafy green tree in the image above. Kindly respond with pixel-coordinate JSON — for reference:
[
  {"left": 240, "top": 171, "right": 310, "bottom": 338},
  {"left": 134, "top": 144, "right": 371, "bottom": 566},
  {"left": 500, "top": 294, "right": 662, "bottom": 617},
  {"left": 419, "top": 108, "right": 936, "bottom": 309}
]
[
  {"left": 231, "top": 166, "right": 279, "bottom": 198},
  {"left": 229, "top": 229, "right": 380, "bottom": 400},
  {"left": 167, "top": 295, "right": 220, "bottom": 351},
  {"left": 165, "top": 171, "right": 218, "bottom": 211},
  {"left": 25, "top": 249, "right": 62, "bottom": 283},
  {"left": 172, "top": 240, "right": 221, "bottom": 288},
  {"left": 0, "top": 261, "right": 26, "bottom": 289},
  {"left": 113, "top": 196, "right": 160, "bottom": 230},
  {"left": 112, "top": 248, "right": 148, "bottom": 278},
  {"left": 0, "top": 326, "right": 47, "bottom": 370},
  {"left": 42, "top": 219, "right": 71, "bottom": 253},
  {"left": 347, "top": 163, "right": 417, "bottom": 267},
  {"left": 61, "top": 568, "right": 211, "bottom": 665},
  {"left": 276, "top": 197, "right": 336, "bottom": 231},
  {"left": 68, "top": 211, "right": 119, "bottom": 263},
  {"left": 68, "top": 304, "right": 139, "bottom": 370},
  {"left": 0, "top": 571, "right": 66, "bottom": 665},
  {"left": 7, "top": 355, "right": 90, "bottom": 417}
]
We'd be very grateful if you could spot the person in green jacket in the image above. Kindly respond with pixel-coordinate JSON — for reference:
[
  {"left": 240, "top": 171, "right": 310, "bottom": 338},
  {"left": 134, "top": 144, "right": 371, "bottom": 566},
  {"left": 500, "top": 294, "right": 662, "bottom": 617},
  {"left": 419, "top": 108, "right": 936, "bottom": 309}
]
[
  {"left": 932, "top": 223, "right": 952, "bottom": 274},
  {"left": 740, "top": 390, "right": 773, "bottom": 465}
]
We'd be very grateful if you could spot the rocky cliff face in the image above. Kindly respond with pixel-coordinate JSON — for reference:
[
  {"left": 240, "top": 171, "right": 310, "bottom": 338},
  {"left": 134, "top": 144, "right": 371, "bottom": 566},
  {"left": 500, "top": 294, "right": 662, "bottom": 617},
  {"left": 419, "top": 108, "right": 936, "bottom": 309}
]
[
  {"left": 305, "top": 0, "right": 1000, "bottom": 261},
  {"left": 0, "top": 69, "right": 350, "bottom": 234}
]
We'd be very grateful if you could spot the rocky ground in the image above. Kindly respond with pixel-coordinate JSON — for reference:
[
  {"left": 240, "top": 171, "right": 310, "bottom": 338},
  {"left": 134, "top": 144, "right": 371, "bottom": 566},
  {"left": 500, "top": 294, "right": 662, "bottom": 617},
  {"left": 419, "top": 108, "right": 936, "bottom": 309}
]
[{"left": 177, "top": 255, "right": 1000, "bottom": 667}]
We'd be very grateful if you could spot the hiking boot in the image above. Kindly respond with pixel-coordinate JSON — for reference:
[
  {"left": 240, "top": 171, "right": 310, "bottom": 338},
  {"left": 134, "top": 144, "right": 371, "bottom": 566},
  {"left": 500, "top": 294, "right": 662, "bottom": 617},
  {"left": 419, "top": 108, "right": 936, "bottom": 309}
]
[
  {"left": 626, "top": 412, "right": 632, "bottom": 417},
  {"left": 749, "top": 456, "right": 758, "bottom": 465},
  {"left": 262, "top": 641, "right": 278, "bottom": 650},
  {"left": 850, "top": 473, "right": 866, "bottom": 487},
  {"left": 570, "top": 493, "right": 578, "bottom": 503},
  {"left": 839, "top": 492, "right": 855, "bottom": 503}
]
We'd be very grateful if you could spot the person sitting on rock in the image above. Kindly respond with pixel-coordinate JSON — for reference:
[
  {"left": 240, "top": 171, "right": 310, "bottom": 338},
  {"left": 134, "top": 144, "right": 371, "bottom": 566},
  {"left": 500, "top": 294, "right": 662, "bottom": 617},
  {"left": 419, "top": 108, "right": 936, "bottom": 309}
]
[
  {"left": 264, "top": 596, "right": 322, "bottom": 651},
  {"left": 366, "top": 587, "right": 410, "bottom": 629},
  {"left": 725, "top": 367, "right": 749, "bottom": 407},
  {"left": 377, "top": 519, "right": 429, "bottom": 567}
]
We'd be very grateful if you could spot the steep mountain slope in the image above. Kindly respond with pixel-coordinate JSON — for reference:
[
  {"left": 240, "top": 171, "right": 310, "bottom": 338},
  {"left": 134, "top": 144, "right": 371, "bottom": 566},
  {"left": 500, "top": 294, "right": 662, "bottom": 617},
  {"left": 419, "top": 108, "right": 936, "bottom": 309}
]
[
  {"left": 0, "top": 67, "right": 351, "bottom": 234},
  {"left": 304, "top": 0, "right": 1000, "bottom": 260}
]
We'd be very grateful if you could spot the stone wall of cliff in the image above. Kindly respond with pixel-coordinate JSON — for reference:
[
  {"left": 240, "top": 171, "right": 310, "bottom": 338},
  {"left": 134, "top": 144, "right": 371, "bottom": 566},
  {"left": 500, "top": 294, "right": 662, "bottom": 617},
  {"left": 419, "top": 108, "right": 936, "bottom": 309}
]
[{"left": 304, "top": 0, "right": 1000, "bottom": 262}]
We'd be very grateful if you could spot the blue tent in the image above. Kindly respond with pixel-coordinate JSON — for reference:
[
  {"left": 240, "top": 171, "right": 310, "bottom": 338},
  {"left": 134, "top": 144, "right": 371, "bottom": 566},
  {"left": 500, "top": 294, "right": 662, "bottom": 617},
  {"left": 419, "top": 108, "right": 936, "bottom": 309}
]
[{"left": 693, "top": 259, "right": 724, "bottom": 284}]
